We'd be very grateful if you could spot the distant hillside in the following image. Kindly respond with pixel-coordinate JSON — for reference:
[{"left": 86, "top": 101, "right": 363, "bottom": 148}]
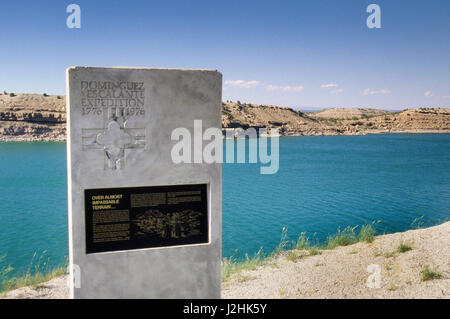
[
  {"left": 347, "top": 108, "right": 450, "bottom": 133},
  {"left": 0, "top": 93, "right": 66, "bottom": 141},
  {"left": 309, "top": 108, "right": 389, "bottom": 120},
  {"left": 222, "top": 102, "right": 341, "bottom": 136},
  {"left": 222, "top": 102, "right": 450, "bottom": 136},
  {"left": 0, "top": 93, "right": 449, "bottom": 141}
]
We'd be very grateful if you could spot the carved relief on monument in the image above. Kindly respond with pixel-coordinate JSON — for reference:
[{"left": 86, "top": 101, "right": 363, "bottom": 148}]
[{"left": 80, "top": 81, "right": 146, "bottom": 169}]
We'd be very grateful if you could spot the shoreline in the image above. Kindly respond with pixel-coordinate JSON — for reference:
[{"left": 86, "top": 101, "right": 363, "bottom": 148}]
[
  {"left": 222, "top": 221, "right": 450, "bottom": 299},
  {"left": 1, "top": 129, "right": 450, "bottom": 143},
  {"left": 2, "top": 221, "right": 449, "bottom": 299},
  {"left": 1, "top": 95, "right": 449, "bottom": 142}
]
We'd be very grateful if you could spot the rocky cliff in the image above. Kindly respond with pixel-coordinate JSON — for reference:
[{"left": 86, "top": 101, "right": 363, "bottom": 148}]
[
  {"left": 0, "top": 93, "right": 449, "bottom": 141},
  {"left": 0, "top": 93, "right": 66, "bottom": 141},
  {"left": 222, "top": 102, "right": 450, "bottom": 136}
]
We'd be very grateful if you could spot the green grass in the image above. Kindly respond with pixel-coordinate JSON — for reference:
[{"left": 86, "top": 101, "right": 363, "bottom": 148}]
[
  {"left": 222, "top": 222, "right": 378, "bottom": 282},
  {"left": 285, "top": 252, "right": 300, "bottom": 262},
  {"left": 1, "top": 222, "right": 380, "bottom": 291},
  {"left": 397, "top": 241, "right": 413, "bottom": 253},
  {"left": 0, "top": 252, "right": 68, "bottom": 294},
  {"left": 384, "top": 251, "right": 395, "bottom": 258},
  {"left": 221, "top": 247, "right": 268, "bottom": 282},
  {"left": 275, "top": 227, "right": 289, "bottom": 254},
  {"left": 295, "top": 232, "right": 311, "bottom": 250},
  {"left": 1, "top": 266, "right": 67, "bottom": 295},
  {"left": 326, "top": 222, "right": 379, "bottom": 248},
  {"left": 410, "top": 216, "right": 425, "bottom": 229},
  {"left": 326, "top": 226, "right": 359, "bottom": 249},
  {"left": 295, "top": 232, "right": 321, "bottom": 256},
  {"left": 388, "top": 284, "right": 397, "bottom": 291},
  {"left": 421, "top": 265, "right": 441, "bottom": 282},
  {"left": 222, "top": 227, "right": 294, "bottom": 282},
  {"left": 278, "top": 287, "right": 289, "bottom": 298},
  {"left": 358, "top": 222, "right": 378, "bottom": 243}
]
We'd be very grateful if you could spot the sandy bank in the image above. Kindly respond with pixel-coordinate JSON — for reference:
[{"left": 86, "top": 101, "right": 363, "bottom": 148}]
[
  {"left": 223, "top": 222, "right": 449, "bottom": 299},
  {"left": 2, "top": 222, "right": 449, "bottom": 299}
]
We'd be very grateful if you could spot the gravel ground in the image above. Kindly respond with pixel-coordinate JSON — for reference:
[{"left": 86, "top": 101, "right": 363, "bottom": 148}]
[
  {"left": 2, "top": 222, "right": 449, "bottom": 299},
  {"left": 2, "top": 276, "right": 69, "bottom": 299},
  {"left": 223, "top": 222, "right": 450, "bottom": 299}
]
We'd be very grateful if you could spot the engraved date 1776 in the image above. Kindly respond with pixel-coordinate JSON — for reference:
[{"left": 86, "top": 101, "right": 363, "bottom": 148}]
[{"left": 81, "top": 106, "right": 145, "bottom": 117}]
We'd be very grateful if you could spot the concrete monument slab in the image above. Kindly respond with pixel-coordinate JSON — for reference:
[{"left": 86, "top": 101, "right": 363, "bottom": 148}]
[{"left": 66, "top": 67, "right": 222, "bottom": 298}]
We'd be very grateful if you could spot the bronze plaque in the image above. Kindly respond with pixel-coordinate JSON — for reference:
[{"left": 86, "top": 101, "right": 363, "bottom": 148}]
[{"left": 84, "top": 184, "right": 208, "bottom": 253}]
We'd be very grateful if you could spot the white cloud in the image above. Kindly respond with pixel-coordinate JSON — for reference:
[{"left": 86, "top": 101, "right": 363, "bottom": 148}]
[
  {"left": 266, "top": 85, "right": 304, "bottom": 92},
  {"left": 225, "top": 79, "right": 304, "bottom": 93},
  {"left": 320, "top": 83, "right": 338, "bottom": 88},
  {"left": 330, "top": 89, "right": 344, "bottom": 94},
  {"left": 224, "top": 80, "right": 262, "bottom": 89},
  {"left": 363, "top": 88, "right": 390, "bottom": 96},
  {"left": 424, "top": 90, "right": 434, "bottom": 97}
]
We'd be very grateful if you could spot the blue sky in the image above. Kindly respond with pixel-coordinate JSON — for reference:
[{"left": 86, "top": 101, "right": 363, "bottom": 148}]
[{"left": 0, "top": 0, "right": 449, "bottom": 109}]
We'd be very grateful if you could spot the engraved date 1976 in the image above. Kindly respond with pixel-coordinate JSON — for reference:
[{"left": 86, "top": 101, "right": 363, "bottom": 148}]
[{"left": 81, "top": 107, "right": 145, "bottom": 116}]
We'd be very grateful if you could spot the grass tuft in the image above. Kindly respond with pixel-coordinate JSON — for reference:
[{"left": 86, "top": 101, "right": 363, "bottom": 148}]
[
  {"left": 397, "top": 241, "right": 413, "bottom": 253},
  {"left": 1, "top": 266, "right": 67, "bottom": 294},
  {"left": 222, "top": 222, "right": 378, "bottom": 282},
  {"left": 421, "top": 265, "right": 441, "bottom": 282},
  {"left": 275, "top": 227, "right": 289, "bottom": 254},
  {"left": 221, "top": 247, "right": 267, "bottom": 282},
  {"left": 358, "top": 222, "right": 377, "bottom": 243},
  {"left": 295, "top": 232, "right": 310, "bottom": 250},
  {"left": 384, "top": 251, "right": 395, "bottom": 258},
  {"left": 0, "top": 252, "right": 67, "bottom": 294},
  {"left": 388, "top": 284, "right": 397, "bottom": 291},
  {"left": 285, "top": 252, "right": 300, "bottom": 262},
  {"left": 326, "top": 226, "right": 359, "bottom": 249}
]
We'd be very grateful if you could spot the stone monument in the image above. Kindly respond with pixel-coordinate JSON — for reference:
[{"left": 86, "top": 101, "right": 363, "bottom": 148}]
[{"left": 66, "top": 67, "right": 222, "bottom": 298}]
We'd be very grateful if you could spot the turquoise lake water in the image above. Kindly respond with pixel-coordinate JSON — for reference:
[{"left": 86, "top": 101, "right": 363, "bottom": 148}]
[{"left": 0, "top": 134, "right": 449, "bottom": 278}]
